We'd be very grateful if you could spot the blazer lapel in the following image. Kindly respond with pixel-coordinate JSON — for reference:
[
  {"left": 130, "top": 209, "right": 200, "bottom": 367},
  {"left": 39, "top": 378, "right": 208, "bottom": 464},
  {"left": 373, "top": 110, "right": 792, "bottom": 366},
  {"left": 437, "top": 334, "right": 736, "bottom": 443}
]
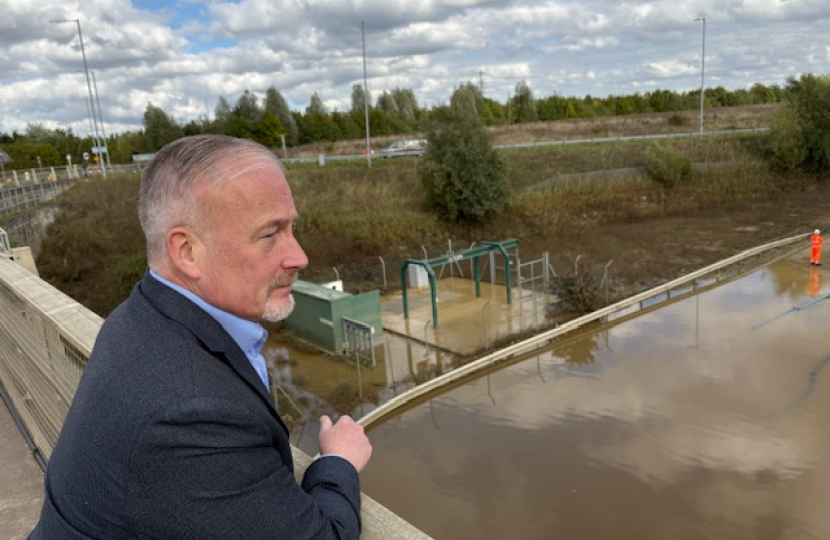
[{"left": 137, "top": 274, "right": 288, "bottom": 434}]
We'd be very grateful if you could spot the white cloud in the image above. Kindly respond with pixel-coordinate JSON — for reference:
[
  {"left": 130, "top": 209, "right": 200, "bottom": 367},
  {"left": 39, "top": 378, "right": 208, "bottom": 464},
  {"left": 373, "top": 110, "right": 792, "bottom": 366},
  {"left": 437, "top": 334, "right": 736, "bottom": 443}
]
[
  {"left": 647, "top": 59, "right": 699, "bottom": 77},
  {"left": 0, "top": 0, "right": 829, "bottom": 134}
]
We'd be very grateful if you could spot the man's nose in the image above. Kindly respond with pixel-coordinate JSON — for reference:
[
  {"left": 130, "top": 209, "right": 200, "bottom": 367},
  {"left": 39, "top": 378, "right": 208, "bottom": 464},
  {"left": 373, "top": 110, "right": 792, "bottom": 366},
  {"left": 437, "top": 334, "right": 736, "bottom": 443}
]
[{"left": 285, "top": 235, "right": 309, "bottom": 271}]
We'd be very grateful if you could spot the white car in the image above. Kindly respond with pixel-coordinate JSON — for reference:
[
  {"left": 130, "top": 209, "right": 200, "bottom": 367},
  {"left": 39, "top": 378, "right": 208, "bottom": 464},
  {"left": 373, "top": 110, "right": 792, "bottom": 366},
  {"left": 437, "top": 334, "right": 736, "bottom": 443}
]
[{"left": 380, "top": 139, "right": 427, "bottom": 158}]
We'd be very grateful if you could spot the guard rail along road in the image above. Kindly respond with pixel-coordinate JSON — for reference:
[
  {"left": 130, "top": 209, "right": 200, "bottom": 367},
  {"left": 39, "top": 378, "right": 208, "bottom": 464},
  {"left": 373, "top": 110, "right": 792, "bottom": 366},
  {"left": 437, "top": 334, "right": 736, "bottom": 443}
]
[{"left": 0, "top": 253, "right": 433, "bottom": 540}]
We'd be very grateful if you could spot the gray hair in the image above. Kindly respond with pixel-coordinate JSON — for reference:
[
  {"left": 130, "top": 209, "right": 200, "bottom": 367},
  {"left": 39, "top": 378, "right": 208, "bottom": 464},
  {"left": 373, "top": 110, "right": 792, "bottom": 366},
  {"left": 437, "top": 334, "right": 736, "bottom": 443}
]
[{"left": 138, "top": 134, "right": 284, "bottom": 266}]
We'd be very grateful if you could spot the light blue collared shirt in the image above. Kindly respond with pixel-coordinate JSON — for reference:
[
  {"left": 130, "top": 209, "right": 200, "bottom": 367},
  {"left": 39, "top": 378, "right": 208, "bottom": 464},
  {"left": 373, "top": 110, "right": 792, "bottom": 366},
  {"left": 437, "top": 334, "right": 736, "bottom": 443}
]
[{"left": 149, "top": 271, "right": 270, "bottom": 391}]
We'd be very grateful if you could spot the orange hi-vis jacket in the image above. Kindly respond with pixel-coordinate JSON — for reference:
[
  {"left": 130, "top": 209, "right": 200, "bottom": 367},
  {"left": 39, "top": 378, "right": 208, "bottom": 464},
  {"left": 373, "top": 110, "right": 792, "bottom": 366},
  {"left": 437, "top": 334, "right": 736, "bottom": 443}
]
[{"left": 811, "top": 233, "right": 824, "bottom": 264}]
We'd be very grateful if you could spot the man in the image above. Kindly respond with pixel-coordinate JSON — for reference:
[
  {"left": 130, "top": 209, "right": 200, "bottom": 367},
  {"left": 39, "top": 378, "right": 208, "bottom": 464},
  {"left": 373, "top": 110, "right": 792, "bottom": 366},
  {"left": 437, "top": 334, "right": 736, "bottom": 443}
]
[
  {"left": 811, "top": 229, "right": 823, "bottom": 266},
  {"left": 29, "top": 134, "right": 372, "bottom": 540}
]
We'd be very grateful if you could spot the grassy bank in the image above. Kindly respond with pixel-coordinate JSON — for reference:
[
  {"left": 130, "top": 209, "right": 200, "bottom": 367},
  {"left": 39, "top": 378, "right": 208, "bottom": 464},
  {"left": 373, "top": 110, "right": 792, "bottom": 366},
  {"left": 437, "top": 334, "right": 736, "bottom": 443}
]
[
  {"left": 292, "top": 103, "right": 776, "bottom": 157},
  {"left": 33, "top": 122, "right": 827, "bottom": 320}
]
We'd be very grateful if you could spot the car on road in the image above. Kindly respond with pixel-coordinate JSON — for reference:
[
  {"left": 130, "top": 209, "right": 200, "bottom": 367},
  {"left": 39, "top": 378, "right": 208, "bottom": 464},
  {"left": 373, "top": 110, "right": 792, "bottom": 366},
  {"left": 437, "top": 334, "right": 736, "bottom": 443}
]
[{"left": 380, "top": 138, "right": 427, "bottom": 158}]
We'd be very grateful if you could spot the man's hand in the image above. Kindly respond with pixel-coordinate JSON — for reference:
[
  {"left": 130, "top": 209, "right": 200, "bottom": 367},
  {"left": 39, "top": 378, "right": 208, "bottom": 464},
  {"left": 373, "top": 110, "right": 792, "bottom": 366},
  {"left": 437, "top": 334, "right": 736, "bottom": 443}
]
[{"left": 318, "top": 415, "right": 373, "bottom": 472}]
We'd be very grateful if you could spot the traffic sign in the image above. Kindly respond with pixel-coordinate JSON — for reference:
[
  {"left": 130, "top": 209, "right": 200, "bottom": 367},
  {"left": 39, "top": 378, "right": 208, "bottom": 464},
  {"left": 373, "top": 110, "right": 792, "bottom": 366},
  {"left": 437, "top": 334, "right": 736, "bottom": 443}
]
[{"left": 83, "top": 152, "right": 89, "bottom": 161}]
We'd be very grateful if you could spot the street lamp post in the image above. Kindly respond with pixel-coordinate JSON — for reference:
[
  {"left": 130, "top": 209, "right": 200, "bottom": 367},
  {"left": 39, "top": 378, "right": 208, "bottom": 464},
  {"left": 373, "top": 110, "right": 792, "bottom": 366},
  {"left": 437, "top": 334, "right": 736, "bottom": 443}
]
[
  {"left": 695, "top": 16, "right": 706, "bottom": 136},
  {"left": 51, "top": 18, "right": 104, "bottom": 169},
  {"left": 92, "top": 72, "right": 113, "bottom": 171},
  {"left": 361, "top": 21, "right": 372, "bottom": 169}
]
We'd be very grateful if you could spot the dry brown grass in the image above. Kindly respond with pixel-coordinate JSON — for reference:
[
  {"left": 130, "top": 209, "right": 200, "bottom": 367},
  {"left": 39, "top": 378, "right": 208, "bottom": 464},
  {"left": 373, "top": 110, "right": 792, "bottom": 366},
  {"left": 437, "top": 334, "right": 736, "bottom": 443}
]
[
  {"left": 289, "top": 104, "right": 779, "bottom": 157},
  {"left": 489, "top": 104, "right": 777, "bottom": 145}
]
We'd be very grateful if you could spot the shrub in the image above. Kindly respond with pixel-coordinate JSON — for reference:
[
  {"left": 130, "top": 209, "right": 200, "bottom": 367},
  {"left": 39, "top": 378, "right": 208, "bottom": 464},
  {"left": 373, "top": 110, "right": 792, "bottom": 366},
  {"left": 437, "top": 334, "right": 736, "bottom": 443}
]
[
  {"left": 667, "top": 113, "right": 689, "bottom": 126},
  {"left": 419, "top": 85, "right": 509, "bottom": 222},
  {"left": 766, "top": 104, "right": 806, "bottom": 172},
  {"left": 549, "top": 268, "right": 602, "bottom": 315},
  {"left": 645, "top": 143, "right": 692, "bottom": 187},
  {"left": 766, "top": 74, "right": 830, "bottom": 176}
]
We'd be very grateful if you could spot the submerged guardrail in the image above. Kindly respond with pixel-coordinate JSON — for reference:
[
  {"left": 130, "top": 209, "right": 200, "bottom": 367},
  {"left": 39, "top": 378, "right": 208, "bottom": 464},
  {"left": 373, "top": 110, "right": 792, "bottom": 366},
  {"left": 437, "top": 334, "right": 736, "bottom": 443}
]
[{"left": 358, "top": 232, "right": 809, "bottom": 429}]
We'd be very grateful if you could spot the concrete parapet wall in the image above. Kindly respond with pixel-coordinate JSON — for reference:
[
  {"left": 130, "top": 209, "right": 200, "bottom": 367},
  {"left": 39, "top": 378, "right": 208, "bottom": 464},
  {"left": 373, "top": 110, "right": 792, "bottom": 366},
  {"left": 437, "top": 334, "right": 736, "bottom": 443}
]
[{"left": 3, "top": 206, "right": 60, "bottom": 260}]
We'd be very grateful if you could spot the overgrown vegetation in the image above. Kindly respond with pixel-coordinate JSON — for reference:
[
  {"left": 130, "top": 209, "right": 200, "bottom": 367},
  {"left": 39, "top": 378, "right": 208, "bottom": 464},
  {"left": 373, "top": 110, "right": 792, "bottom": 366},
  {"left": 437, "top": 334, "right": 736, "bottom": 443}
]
[
  {"left": 766, "top": 74, "right": 830, "bottom": 177},
  {"left": 32, "top": 120, "right": 828, "bottom": 319},
  {"left": 549, "top": 266, "right": 604, "bottom": 315},
  {"left": 645, "top": 143, "right": 692, "bottom": 187}
]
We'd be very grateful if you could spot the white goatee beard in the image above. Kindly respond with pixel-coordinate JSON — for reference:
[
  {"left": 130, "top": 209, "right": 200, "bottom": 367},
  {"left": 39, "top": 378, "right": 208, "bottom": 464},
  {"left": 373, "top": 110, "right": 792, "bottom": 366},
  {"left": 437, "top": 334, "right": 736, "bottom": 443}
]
[{"left": 262, "top": 294, "right": 295, "bottom": 323}]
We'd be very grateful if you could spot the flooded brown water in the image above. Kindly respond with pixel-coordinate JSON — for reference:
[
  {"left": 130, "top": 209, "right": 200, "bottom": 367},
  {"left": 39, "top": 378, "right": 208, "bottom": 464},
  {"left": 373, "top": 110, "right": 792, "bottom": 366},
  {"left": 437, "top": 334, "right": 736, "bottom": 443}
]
[
  {"left": 358, "top": 255, "right": 830, "bottom": 539},
  {"left": 266, "top": 275, "right": 550, "bottom": 456}
]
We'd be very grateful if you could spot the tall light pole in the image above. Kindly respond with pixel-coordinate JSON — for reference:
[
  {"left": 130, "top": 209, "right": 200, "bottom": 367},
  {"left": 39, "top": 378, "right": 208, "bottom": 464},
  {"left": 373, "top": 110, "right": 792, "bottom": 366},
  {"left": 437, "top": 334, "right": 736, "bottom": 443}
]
[
  {"left": 361, "top": 20, "right": 372, "bottom": 168},
  {"left": 51, "top": 19, "right": 103, "bottom": 164},
  {"left": 91, "top": 72, "right": 112, "bottom": 171},
  {"left": 695, "top": 16, "right": 706, "bottom": 136}
]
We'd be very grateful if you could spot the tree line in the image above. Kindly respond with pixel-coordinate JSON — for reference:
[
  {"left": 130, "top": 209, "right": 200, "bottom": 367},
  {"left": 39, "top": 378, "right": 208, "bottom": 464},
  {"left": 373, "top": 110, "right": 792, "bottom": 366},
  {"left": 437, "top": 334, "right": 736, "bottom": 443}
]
[
  {"left": 422, "top": 73, "right": 829, "bottom": 224},
  {"left": 0, "top": 81, "right": 786, "bottom": 170}
]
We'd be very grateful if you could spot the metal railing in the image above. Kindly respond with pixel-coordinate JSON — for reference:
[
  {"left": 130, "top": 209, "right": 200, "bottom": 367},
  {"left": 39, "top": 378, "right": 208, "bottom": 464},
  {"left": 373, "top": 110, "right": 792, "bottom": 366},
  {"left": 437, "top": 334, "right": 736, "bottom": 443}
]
[
  {"left": 0, "top": 179, "right": 77, "bottom": 215},
  {"left": 0, "top": 163, "right": 143, "bottom": 187}
]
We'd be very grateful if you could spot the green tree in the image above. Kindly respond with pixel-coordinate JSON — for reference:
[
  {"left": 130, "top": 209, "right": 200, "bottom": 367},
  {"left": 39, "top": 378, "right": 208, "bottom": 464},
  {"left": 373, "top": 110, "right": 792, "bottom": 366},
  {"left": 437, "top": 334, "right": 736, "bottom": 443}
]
[
  {"left": 766, "top": 105, "right": 806, "bottom": 173},
  {"left": 750, "top": 83, "right": 777, "bottom": 104},
  {"left": 392, "top": 87, "right": 420, "bottom": 126},
  {"left": 419, "top": 85, "right": 508, "bottom": 222},
  {"left": 235, "top": 90, "right": 262, "bottom": 123},
  {"left": 264, "top": 87, "right": 299, "bottom": 146},
  {"left": 306, "top": 92, "right": 328, "bottom": 116},
  {"left": 537, "top": 94, "right": 567, "bottom": 121},
  {"left": 332, "top": 111, "right": 362, "bottom": 140},
  {"left": 212, "top": 96, "right": 233, "bottom": 134},
  {"left": 564, "top": 100, "right": 578, "bottom": 119},
  {"left": 250, "top": 112, "right": 285, "bottom": 148},
  {"left": 510, "top": 81, "right": 538, "bottom": 123},
  {"left": 5, "top": 140, "right": 62, "bottom": 169},
  {"left": 110, "top": 130, "right": 146, "bottom": 164},
  {"left": 780, "top": 74, "right": 830, "bottom": 175},
  {"left": 142, "top": 103, "right": 184, "bottom": 151},
  {"left": 376, "top": 91, "right": 399, "bottom": 116},
  {"left": 225, "top": 115, "right": 257, "bottom": 140},
  {"left": 350, "top": 84, "right": 371, "bottom": 114}
]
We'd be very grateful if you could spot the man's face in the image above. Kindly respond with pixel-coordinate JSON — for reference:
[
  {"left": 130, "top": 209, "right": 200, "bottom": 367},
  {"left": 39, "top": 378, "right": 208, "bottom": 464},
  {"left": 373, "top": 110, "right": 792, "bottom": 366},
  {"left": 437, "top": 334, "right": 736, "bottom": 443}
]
[{"left": 193, "top": 160, "right": 308, "bottom": 322}]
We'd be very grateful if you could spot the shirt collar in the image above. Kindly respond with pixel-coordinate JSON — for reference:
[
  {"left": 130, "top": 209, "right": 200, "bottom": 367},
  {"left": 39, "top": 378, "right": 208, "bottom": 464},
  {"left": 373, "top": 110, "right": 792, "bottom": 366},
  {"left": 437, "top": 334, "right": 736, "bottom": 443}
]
[{"left": 148, "top": 270, "right": 268, "bottom": 358}]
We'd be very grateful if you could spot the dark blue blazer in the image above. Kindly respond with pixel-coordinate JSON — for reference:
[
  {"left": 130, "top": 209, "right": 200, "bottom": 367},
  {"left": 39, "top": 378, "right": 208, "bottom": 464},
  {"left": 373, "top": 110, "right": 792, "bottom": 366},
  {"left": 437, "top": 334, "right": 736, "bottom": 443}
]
[{"left": 29, "top": 274, "right": 362, "bottom": 540}]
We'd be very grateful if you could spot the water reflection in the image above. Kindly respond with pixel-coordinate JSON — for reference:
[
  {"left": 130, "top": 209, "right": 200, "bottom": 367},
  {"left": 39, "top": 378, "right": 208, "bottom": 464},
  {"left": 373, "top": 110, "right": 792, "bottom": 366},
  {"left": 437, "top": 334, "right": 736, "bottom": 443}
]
[
  {"left": 809, "top": 266, "right": 820, "bottom": 298},
  {"left": 359, "top": 256, "right": 830, "bottom": 540},
  {"left": 264, "top": 325, "right": 469, "bottom": 456}
]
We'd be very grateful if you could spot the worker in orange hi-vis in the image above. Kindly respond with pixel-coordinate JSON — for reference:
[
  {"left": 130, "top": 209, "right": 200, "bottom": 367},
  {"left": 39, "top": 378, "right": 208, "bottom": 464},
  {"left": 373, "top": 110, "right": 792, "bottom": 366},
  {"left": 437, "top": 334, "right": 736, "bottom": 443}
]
[{"left": 811, "top": 229, "right": 824, "bottom": 265}]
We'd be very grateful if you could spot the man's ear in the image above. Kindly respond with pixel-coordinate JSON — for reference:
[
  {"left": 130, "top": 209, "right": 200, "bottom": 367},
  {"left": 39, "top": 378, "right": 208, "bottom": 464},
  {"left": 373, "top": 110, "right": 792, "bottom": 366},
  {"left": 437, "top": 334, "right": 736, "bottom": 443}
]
[{"left": 166, "top": 227, "right": 202, "bottom": 280}]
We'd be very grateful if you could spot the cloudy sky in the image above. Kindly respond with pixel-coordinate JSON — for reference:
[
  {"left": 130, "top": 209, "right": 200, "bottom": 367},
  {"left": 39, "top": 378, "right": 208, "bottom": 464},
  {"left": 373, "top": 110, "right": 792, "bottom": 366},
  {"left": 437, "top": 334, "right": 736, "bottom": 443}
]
[{"left": 1, "top": 0, "right": 828, "bottom": 137}]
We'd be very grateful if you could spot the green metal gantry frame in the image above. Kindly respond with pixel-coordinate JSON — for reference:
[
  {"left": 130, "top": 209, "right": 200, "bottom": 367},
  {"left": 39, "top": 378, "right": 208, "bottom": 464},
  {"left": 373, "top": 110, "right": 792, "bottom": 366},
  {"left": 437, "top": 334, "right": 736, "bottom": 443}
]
[{"left": 400, "top": 239, "right": 519, "bottom": 328}]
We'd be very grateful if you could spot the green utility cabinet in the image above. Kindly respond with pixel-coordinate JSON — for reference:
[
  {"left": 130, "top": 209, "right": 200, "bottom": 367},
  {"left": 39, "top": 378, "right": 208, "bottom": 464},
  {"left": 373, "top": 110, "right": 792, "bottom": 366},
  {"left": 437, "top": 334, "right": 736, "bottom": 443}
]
[{"left": 284, "top": 280, "right": 382, "bottom": 354}]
